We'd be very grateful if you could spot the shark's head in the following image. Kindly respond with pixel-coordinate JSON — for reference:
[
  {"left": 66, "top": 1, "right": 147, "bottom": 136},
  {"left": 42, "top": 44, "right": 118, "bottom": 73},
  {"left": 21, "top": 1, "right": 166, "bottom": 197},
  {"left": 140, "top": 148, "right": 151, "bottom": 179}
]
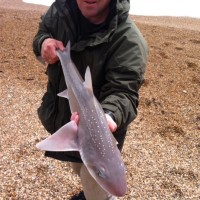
[{"left": 86, "top": 157, "right": 127, "bottom": 197}]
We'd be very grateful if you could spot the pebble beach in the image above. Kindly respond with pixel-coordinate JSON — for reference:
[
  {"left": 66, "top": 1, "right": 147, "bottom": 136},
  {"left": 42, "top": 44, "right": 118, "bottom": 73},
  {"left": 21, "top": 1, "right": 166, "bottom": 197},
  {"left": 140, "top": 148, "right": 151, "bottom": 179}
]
[{"left": 0, "top": 0, "right": 199, "bottom": 199}]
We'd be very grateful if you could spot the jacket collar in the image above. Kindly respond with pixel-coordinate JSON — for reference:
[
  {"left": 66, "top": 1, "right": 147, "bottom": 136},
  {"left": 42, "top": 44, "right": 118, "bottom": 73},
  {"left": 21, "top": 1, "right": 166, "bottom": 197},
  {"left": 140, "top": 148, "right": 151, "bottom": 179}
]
[{"left": 55, "top": 0, "right": 130, "bottom": 51}]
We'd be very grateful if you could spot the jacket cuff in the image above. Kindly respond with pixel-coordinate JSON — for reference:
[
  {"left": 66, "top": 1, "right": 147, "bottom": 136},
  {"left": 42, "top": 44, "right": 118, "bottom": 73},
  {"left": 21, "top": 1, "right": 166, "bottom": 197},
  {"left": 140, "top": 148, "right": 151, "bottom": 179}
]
[
  {"left": 103, "top": 108, "right": 116, "bottom": 122},
  {"left": 37, "top": 34, "right": 52, "bottom": 55}
]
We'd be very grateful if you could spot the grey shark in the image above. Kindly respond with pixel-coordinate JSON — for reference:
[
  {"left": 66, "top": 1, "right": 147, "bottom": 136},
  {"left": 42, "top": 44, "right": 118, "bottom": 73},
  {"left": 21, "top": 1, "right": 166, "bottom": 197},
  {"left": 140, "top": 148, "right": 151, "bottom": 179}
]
[{"left": 36, "top": 41, "right": 127, "bottom": 197}]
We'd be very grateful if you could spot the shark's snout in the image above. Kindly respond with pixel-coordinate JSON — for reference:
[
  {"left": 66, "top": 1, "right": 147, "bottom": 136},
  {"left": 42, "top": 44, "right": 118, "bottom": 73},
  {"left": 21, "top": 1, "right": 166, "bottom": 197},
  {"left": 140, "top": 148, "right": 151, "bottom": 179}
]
[
  {"left": 98, "top": 172, "right": 127, "bottom": 197},
  {"left": 110, "top": 179, "right": 127, "bottom": 197}
]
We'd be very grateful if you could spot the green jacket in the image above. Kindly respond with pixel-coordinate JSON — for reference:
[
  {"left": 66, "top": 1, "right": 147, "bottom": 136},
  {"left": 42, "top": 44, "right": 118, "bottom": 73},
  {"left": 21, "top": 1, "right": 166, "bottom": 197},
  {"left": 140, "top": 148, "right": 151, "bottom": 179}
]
[{"left": 33, "top": 0, "right": 148, "bottom": 162}]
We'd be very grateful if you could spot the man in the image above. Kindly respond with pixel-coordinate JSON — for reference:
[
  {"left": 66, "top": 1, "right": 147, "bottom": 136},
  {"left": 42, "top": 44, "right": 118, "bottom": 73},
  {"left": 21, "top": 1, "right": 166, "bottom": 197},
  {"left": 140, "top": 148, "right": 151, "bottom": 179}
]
[{"left": 33, "top": 0, "right": 148, "bottom": 199}]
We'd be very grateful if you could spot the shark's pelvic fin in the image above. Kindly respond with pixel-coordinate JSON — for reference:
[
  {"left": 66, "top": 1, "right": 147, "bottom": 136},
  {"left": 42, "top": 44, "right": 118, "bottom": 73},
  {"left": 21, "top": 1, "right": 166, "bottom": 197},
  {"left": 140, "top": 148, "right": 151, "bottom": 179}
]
[{"left": 36, "top": 121, "right": 79, "bottom": 151}]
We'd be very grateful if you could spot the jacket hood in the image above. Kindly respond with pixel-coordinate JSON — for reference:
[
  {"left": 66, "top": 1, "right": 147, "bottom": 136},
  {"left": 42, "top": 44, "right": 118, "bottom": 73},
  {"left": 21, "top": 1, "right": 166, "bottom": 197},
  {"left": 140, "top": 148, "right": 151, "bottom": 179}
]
[{"left": 117, "top": 0, "right": 130, "bottom": 23}]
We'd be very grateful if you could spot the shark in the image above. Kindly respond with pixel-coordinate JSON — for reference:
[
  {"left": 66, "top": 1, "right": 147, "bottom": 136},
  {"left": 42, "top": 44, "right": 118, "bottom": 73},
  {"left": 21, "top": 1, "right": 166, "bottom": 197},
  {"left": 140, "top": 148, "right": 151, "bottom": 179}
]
[{"left": 36, "top": 41, "right": 127, "bottom": 197}]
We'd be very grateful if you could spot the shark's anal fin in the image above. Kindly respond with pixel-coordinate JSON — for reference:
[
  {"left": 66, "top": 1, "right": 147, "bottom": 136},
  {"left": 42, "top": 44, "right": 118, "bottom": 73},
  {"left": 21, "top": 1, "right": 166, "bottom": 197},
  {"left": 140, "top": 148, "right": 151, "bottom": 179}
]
[
  {"left": 57, "top": 89, "right": 68, "bottom": 99},
  {"left": 36, "top": 121, "right": 79, "bottom": 151}
]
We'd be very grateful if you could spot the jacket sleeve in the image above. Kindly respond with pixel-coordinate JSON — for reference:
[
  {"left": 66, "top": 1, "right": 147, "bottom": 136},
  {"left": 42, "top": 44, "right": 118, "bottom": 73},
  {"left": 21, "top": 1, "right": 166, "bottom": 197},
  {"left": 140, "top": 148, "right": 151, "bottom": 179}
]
[
  {"left": 32, "top": 5, "right": 56, "bottom": 57},
  {"left": 100, "top": 20, "right": 148, "bottom": 129}
]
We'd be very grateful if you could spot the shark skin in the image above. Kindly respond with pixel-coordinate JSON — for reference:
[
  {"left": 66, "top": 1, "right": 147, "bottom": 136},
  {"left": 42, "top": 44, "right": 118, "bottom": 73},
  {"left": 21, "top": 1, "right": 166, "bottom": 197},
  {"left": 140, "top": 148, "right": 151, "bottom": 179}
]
[{"left": 36, "top": 41, "right": 127, "bottom": 197}]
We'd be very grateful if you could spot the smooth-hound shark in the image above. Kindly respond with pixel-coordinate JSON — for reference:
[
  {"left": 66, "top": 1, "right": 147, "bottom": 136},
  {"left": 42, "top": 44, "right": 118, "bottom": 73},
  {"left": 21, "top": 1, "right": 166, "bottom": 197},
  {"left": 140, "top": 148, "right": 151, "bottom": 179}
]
[{"left": 36, "top": 41, "right": 127, "bottom": 197}]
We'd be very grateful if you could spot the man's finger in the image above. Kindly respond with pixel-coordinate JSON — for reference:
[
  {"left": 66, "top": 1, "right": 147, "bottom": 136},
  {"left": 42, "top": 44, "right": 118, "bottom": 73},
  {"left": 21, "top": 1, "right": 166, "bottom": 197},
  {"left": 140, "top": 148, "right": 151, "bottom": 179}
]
[
  {"left": 71, "top": 112, "right": 79, "bottom": 125},
  {"left": 105, "top": 114, "right": 117, "bottom": 133}
]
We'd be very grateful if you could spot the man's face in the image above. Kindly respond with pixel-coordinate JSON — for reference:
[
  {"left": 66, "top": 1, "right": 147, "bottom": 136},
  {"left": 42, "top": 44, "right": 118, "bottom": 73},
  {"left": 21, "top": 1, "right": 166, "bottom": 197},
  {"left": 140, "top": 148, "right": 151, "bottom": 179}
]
[{"left": 76, "top": 0, "right": 112, "bottom": 24}]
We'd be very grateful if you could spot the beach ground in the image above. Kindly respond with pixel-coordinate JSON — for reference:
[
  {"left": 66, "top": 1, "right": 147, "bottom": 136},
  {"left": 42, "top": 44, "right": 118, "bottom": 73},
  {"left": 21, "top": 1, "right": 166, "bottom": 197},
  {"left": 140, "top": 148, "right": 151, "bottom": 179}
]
[{"left": 0, "top": 0, "right": 199, "bottom": 199}]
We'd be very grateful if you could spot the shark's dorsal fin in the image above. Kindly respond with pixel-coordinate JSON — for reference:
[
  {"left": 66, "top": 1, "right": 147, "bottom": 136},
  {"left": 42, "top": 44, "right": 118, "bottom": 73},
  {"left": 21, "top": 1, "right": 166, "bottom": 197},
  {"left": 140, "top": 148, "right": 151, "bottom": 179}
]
[
  {"left": 36, "top": 121, "right": 79, "bottom": 151},
  {"left": 57, "top": 89, "right": 68, "bottom": 99},
  {"left": 66, "top": 41, "right": 71, "bottom": 54},
  {"left": 83, "top": 66, "right": 93, "bottom": 93}
]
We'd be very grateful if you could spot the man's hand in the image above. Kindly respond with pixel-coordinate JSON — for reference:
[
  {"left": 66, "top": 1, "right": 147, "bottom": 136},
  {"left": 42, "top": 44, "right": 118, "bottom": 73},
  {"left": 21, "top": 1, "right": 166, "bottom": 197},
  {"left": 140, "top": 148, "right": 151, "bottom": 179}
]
[
  {"left": 71, "top": 112, "right": 80, "bottom": 125},
  {"left": 41, "top": 38, "right": 65, "bottom": 64},
  {"left": 70, "top": 112, "right": 117, "bottom": 133}
]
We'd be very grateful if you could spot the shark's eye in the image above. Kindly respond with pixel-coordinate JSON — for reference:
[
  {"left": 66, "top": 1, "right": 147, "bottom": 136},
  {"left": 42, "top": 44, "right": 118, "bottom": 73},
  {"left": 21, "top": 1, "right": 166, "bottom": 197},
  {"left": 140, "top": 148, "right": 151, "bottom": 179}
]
[{"left": 96, "top": 168, "right": 106, "bottom": 179}]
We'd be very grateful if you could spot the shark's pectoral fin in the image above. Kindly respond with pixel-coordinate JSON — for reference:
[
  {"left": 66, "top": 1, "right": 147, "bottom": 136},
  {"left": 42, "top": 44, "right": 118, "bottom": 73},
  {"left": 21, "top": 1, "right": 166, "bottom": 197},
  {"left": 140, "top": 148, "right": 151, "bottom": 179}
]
[
  {"left": 57, "top": 89, "right": 68, "bottom": 99},
  {"left": 36, "top": 121, "right": 79, "bottom": 152}
]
